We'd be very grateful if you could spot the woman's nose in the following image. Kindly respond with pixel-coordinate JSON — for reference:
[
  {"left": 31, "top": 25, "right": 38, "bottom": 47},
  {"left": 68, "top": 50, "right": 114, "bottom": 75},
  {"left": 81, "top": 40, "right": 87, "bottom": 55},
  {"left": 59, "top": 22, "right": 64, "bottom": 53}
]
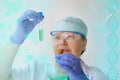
[{"left": 59, "top": 39, "right": 67, "bottom": 45}]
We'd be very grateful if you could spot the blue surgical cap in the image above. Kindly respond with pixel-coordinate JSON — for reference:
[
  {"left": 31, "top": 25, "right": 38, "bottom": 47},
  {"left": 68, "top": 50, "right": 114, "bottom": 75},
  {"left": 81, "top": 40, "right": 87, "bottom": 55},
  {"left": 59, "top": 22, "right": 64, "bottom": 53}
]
[{"left": 50, "top": 16, "right": 88, "bottom": 38}]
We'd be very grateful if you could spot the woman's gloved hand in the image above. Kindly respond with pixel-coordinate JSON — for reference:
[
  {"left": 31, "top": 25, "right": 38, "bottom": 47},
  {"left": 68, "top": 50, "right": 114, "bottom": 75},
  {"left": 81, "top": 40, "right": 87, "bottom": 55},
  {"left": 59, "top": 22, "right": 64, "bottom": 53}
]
[
  {"left": 55, "top": 53, "right": 89, "bottom": 80},
  {"left": 10, "top": 10, "right": 44, "bottom": 45}
]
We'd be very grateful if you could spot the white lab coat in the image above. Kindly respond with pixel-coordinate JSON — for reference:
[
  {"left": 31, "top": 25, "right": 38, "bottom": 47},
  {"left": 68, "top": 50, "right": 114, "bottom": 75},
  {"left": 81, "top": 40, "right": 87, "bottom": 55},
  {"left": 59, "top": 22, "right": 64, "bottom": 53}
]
[{"left": 11, "top": 56, "right": 109, "bottom": 80}]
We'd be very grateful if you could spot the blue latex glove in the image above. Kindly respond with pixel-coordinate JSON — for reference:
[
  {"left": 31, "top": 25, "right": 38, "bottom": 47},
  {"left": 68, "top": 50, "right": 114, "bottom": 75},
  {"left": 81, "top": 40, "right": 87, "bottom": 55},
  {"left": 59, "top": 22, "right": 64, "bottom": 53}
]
[
  {"left": 55, "top": 53, "right": 89, "bottom": 80},
  {"left": 11, "top": 10, "right": 44, "bottom": 45}
]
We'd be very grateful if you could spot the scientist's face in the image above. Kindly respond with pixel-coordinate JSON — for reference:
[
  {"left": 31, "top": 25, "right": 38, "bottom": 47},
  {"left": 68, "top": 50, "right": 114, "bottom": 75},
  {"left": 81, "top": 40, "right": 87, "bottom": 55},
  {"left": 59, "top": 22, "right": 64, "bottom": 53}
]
[{"left": 52, "top": 32, "right": 87, "bottom": 58}]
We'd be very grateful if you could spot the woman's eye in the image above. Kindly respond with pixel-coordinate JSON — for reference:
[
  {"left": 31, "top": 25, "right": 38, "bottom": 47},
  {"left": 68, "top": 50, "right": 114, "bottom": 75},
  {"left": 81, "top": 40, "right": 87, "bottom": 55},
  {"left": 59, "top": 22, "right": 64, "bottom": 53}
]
[
  {"left": 54, "top": 36, "right": 60, "bottom": 40},
  {"left": 67, "top": 36, "right": 75, "bottom": 40}
]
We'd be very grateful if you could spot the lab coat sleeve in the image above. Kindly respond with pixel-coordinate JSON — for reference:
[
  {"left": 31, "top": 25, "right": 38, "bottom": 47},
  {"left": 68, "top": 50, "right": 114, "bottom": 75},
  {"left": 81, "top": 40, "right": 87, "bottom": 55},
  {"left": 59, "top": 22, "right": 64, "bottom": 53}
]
[
  {"left": 0, "top": 41, "right": 19, "bottom": 80},
  {"left": 91, "top": 67, "right": 110, "bottom": 80},
  {"left": 11, "top": 56, "right": 48, "bottom": 80}
]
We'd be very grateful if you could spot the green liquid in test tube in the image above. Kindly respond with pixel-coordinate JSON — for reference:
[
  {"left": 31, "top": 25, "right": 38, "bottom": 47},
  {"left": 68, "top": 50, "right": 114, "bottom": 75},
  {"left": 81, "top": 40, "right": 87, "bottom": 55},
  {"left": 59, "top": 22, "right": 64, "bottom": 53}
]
[
  {"left": 48, "top": 75, "right": 68, "bottom": 80},
  {"left": 39, "top": 21, "right": 44, "bottom": 41},
  {"left": 39, "top": 29, "right": 44, "bottom": 41}
]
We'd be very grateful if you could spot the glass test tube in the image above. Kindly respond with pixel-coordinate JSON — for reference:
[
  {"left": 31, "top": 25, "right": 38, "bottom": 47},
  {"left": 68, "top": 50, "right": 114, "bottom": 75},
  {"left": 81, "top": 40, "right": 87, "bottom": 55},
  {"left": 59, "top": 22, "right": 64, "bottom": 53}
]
[{"left": 39, "top": 21, "right": 44, "bottom": 41}]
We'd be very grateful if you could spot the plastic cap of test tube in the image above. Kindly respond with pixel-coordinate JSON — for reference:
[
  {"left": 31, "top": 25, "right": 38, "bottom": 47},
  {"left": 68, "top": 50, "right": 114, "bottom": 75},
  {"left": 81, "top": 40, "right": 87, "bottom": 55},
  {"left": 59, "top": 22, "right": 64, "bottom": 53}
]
[{"left": 38, "top": 12, "right": 43, "bottom": 16}]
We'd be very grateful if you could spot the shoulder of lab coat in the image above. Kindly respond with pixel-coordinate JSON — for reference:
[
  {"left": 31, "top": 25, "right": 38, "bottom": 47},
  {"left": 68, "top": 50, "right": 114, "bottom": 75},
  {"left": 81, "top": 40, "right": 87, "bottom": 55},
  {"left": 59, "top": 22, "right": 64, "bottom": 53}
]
[
  {"left": 80, "top": 59, "right": 110, "bottom": 80},
  {"left": 11, "top": 56, "right": 48, "bottom": 80}
]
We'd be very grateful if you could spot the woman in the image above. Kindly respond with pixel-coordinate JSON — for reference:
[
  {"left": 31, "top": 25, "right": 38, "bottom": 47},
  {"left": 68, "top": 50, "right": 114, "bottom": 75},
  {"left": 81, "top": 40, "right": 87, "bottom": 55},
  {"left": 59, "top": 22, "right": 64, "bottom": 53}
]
[
  {"left": 50, "top": 16, "right": 109, "bottom": 80},
  {"left": 0, "top": 10, "right": 109, "bottom": 80}
]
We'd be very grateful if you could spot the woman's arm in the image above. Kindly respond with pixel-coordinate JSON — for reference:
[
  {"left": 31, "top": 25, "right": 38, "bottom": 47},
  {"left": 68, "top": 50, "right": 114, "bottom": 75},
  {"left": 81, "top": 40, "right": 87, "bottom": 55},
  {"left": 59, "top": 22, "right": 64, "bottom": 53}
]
[
  {"left": 0, "top": 41, "right": 19, "bottom": 80},
  {"left": 0, "top": 10, "right": 44, "bottom": 80}
]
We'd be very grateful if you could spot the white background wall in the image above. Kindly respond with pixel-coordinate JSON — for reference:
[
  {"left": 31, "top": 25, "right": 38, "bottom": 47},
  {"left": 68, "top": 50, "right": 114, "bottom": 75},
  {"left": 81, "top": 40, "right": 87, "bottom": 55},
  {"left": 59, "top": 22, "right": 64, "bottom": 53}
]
[{"left": 0, "top": 0, "right": 120, "bottom": 79}]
